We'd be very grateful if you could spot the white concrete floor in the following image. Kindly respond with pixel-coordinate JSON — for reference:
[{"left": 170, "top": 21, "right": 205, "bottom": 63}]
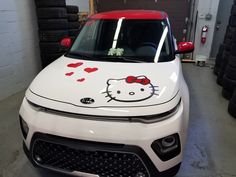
[{"left": 0, "top": 63, "right": 236, "bottom": 177}]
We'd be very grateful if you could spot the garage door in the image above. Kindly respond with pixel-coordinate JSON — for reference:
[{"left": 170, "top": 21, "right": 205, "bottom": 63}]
[{"left": 95, "top": 0, "right": 191, "bottom": 42}]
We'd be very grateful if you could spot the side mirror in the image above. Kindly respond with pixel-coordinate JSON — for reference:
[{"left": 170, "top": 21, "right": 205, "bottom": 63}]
[
  {"left": 175, "top": 42, "right": 194, "bottom": 54},
  {"left": 60, "top": 37, "right": 72, "bottom": 48}
]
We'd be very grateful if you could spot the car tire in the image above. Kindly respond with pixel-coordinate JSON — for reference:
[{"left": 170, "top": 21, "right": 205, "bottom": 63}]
[
  {"left": 69, "top": 29, "right": 80, "bottom": 36},
  {"left": 39, "top": 30, "right": 69, "bottom": 42},
  {"left": 35, "top": 0, "right": 66, "bottom": 7},
  {"left": 41, "top": 53, "right": 65, "bottom": 68},
  {"left": 66, "top": 5, "right": 79, "bottom": 14},
  {"left": 67, "top": 14, "right": 79, "bottom": 22},
  {"left": 230, "top": 42, "right": 236, "bottom": 56},
  {"left": 41, "top": 52, "right": 65, "bottom": 61},
  {"left": 38, "top": 19, "right": 68, "bottom": 30},
  {"left": 224, "top": 38, "right": 232, "bottom": 46},
  {"left": 222, "top": 88, "right": 233, "bottom": 100},
  {"left": 222, "top": 76, "right": 236, "bottom": 91},
  {"left": 215, "top": 44, "right": 226, "bottom": 68},
  {"left": 68, "top": 22, "right": 80, "bottom": 29},
  {"left": 228, "top": 55, "right": 236, "bottom": 68},
  {"left": 228, "top": 99, "right": 236, "bottom": 119},
  {"left": 230, "top": 15, "right": 236, "bottom": 27},
  {"left": 36, "top": 8, "right": 67, "bottom": 19},
  {"left": 217, "top": 51, "right": 230, "bottom": 85},
  {"left": 225, "top": 65, "right": 236, "bottom": 80},
  {"left": 232, "top": 5, "right": 236, "bottom": 15},
  {"left": 40, "top": 42, "right": 67, "bottom": 54}
]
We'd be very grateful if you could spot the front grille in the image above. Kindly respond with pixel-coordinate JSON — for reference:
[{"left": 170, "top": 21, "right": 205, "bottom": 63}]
[{"left": 31, "top": 135, "right": 150, "bottom": 177}]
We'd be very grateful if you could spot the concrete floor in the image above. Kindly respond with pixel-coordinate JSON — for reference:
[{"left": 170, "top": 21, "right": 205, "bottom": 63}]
[{"left": 0, "top": 63, "right": 236, "bottom": 177}]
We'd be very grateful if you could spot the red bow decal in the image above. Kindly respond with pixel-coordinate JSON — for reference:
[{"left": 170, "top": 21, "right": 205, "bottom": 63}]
[{"left": 126, "top": 76, "right": 151, "bottom": 85}]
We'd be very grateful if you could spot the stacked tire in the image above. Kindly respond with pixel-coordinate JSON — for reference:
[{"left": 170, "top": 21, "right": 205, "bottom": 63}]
[
  {"left": 35, "top": 0, "right": 81, "bottom": 68},
  {"left": 214, "top": 1, "right": 236, "bottom": 118},
  {"left": 67, "top": 5, "right": 80, "bottom": 41}
]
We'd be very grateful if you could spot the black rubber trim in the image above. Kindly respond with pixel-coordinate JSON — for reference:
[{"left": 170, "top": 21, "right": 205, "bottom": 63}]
[{"left": 24, "top": 133, "right": 181, "bottom": 177}]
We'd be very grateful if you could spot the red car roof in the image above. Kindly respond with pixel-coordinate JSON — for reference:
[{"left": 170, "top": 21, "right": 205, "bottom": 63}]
[{"left": 90, "top": 10, "right": 168, "bottom": 20}]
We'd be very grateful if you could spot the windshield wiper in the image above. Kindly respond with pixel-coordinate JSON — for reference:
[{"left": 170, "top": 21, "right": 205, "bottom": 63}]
[
  {"left": 67, "top": 52, "right": 97, "bottom": 60},
  {"left": 100, "top": 56, "right": 144, "bottom": 63}
]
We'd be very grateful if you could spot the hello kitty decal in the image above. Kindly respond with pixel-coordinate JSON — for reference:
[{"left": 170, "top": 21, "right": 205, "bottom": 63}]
[{"left": 102, "top": 76, "right": 159, "bottom": 102}]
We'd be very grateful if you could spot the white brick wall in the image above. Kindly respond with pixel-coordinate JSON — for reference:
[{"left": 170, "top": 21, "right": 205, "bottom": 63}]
[{"left": 0, "top": 0, "right": 41, "bottom": 100}]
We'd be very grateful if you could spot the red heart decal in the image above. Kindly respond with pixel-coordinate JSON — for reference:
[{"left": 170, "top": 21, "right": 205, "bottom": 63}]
[
  {"left": 77, "top": 78, "right": 85, "bottom": 82},
  {"left": 84, "top": 67, "right": 98, "bottom": 73},
  {"left": 67, "top": 62, "right": 83, "bottom": 68},
  {"left": 65, "top": 72, "right": 74, "bottom": 76}
]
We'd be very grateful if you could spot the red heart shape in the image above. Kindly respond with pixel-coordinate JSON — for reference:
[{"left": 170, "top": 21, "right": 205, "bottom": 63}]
[
  {"left": 84, "top": 67, "right": 98, "bottom": 73},
  {"left": 67, "top": 62, "right": 83, "bottom": 68},
  {"left": 65, "top": 72, "right": 74, "bottom": 76},
  {"left": 77, "top": 78, "right": 85, "bottom": 82}
]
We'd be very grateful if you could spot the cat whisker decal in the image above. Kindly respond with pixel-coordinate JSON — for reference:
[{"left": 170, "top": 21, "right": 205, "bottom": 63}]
[
  {"left": 103, "top": 75, "right": 159, "bottom": 102},
  {"left": 101, "top": 91, "right": 111, "bottom": 94}
]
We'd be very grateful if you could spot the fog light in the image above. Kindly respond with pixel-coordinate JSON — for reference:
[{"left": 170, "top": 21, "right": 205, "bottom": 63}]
[
  {"left": 151, "top": 134, "right": 181, "bottom": 161},
  {"left": 162, "top": 135, "right": 176, "bottom": 148},
  {"left": 19, "top": 116, "right": 29, "bottom": 139}
]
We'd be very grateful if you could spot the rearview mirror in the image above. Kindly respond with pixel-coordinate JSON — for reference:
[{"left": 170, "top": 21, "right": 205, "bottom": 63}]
[
  {"left": 60, "top": 37, "right": 72, "bottom": 48},
  {"left": 175, "top": 42, "right": 194, "bottom": 54}
]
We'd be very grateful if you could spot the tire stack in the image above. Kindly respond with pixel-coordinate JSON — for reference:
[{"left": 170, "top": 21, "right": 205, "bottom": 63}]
[
  {"left": 214, "top": 1, "right": 236, "bottom": 119},
  {"left": 35, "top": 0, "right": 81, "bottom": 68},
  {"left": 67, "top": 5, "right": 80, "bottom": 41}
]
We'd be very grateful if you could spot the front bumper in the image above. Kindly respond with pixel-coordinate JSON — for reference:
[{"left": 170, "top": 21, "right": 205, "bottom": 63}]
[{"left": 20, "top": 97, "right": 188, "bottom": 176}]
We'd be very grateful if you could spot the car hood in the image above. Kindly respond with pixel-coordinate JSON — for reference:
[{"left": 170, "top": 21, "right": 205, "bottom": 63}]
[{"left": 27, "top": 56, "right": 181, "bottom": 111}]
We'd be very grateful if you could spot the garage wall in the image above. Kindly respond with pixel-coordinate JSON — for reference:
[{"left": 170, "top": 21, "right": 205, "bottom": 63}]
[
  {"left": 0, "top": 0, "right": 41, "bottom": 101},
  {"left": 193, "top": 0, "right": 220, "bottom": 60},
  {"left": 66, "top": 0, "right": 89, "bottom": 12}
]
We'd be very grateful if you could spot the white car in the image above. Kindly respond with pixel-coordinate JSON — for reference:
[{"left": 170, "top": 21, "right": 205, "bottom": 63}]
[{"left": 19, "top": 10, "right": 194, "bottom": 177}]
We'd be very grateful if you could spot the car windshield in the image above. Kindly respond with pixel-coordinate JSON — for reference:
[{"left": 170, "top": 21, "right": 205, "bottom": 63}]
[{"left": 68, "top": 18, "right": 174, "bottom": 63}]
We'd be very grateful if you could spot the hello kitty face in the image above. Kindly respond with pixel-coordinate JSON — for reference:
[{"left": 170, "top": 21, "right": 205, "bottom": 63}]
[{"left": 102, "top": 76, "right": 159, "bottom": 102}]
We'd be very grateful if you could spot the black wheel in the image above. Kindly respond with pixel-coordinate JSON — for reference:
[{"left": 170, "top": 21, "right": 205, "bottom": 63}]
[
  {"left": 217, "top": 51, "right": 230, "bottom": 85},
  {"left": 41, "top": 53, "right": 65, "bottom": 68},
  {"left": 225, "top": 65, "right": 236, "bottom": 80},
  {"left": 214, "top": 66, "right": 220, "bottom": 75},
  {"left": 224, "top": 38, "right": 232, "bottom": 46},
  {"left": 228, "top": 55, "right": 236, "bottom": 67},
  {"left": 69, "top": 29, "right": 80, "bottom": 36},
  {"left": 230, "top": 15, "right": 236, "bottom": 27},
  {"left": 38, "top": 19, "right": 68, "bottom": 30},
  {"left": 36, "top": 8, "right": 67, "bottom": 19},
  {"left": 39, "top": 30, "right": 69, "bottom": 42},
  {"left": 232, "top": 5, "right": 236, "bottom": 15},
  {"left": 222, "top": 88, "right": 233, "bottom": 100},
  {"left": 228, "top": 99, "right": 236, "bottom": 119},
  {"left": 222, "top": 75, "right": 236, "bottom": 91},
  {"left": 35, "top": 0, "right": 66, "bottom": 7},
  {"left": 231, "top": 88, "right": 236, "bottom": 102},
  {"left": 40, "top": 42, "right": 67, "bottom": 54},
  {"left": 68, "top": 22, "right": 80, "bottom": 29},
  {"left": 215, "top": 44, "right": 226, "bottom": 69},
  {"left": 41, "top": 52, "right": 65, "bottom": 60},
  {"left": 230, "top": 42, "right": 236, "bottom": 56},
  {"left": 67, "top": 14, "right": 79, "bottom": 22},
  {"left": 66, "top": 5, "right": 79, "bottom": 14},
  {"left": 225, "top": 26, "right": 236, "bottom": 40}
]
